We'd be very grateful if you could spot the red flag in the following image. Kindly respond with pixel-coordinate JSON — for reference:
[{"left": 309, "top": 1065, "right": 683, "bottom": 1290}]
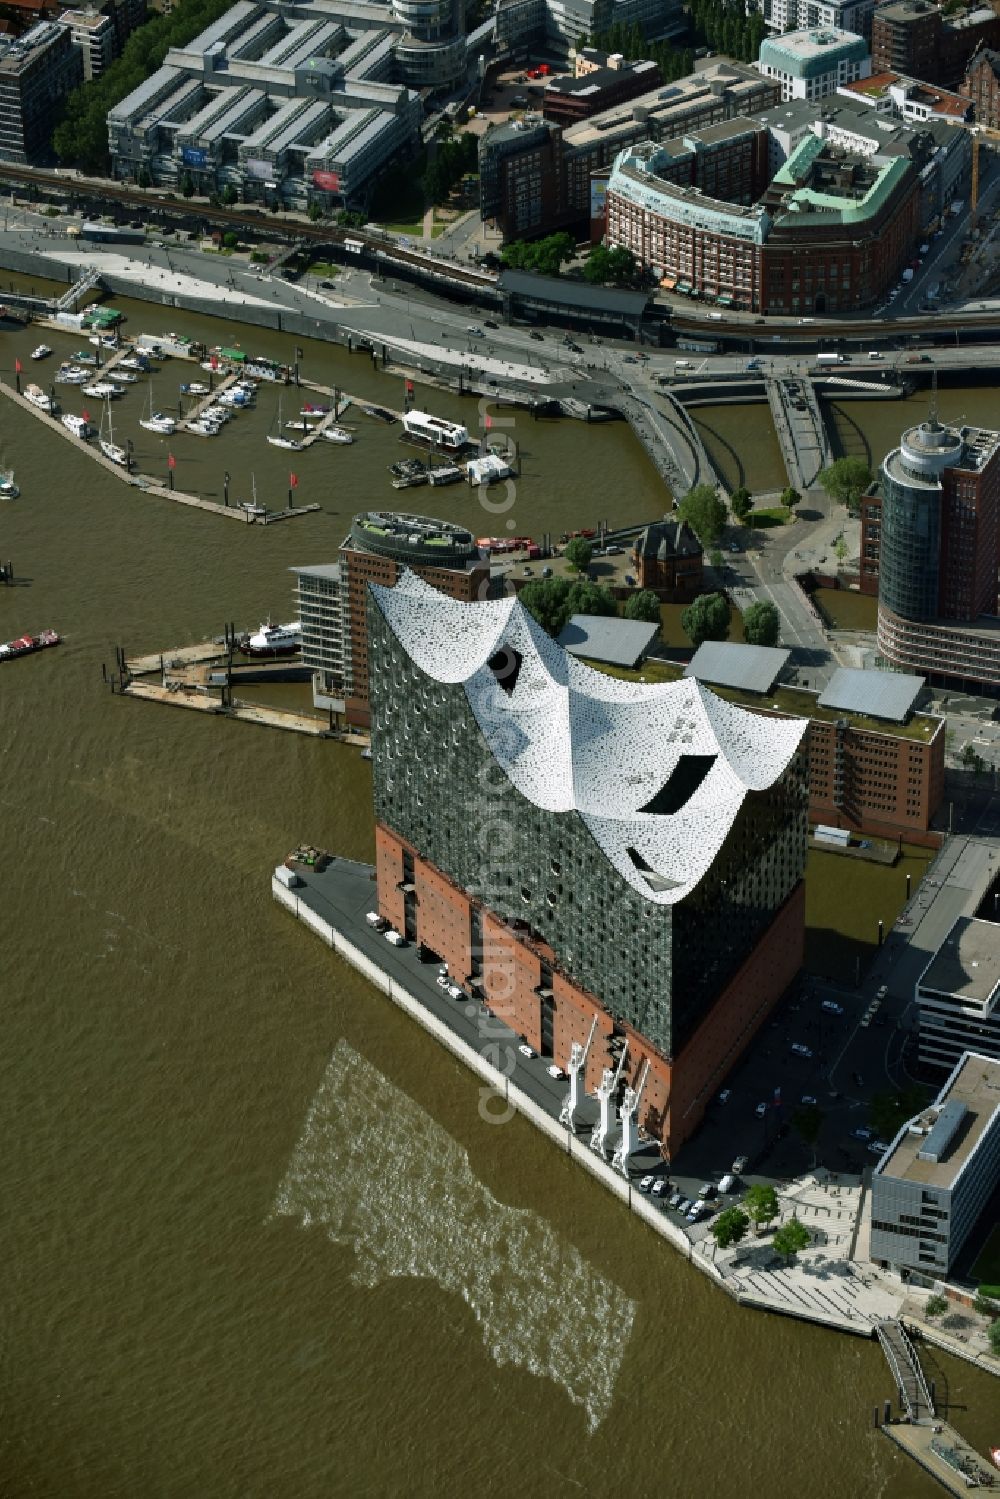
[
  {"left": 404, "top": 378, "right": 414, "bottom": 394},
  {"left": 210, "top": 355, "right": 219, "bottom": 371},
  {"left": 82, "top": 408, "right": 90, "bottom": 422},
  {"left": 485, "top": 413, "right": 492, "bottom": 431},
  {"left": 289, "top": 472, "right": 298, "bottom": 489},
  {"left": 14, "top": 357, "right": 21, "bottom": 374},
  {"left": 167, "top": 453, "right": 176, "bottom": 470}
]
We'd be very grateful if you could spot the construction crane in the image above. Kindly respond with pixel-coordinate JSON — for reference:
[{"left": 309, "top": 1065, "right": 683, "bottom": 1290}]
[
  {"left": 558, "top": 1014, "right": 599, "bottom": 1131},
  {"left": 611, "top": 1058, "right": 651, "bottom": 1177},
  {"left": 971, "top": 124, "right": 1000, "bottom": 231},
  {"left": 590, "top": 1041, "right": 629, "bottom": 1158}
]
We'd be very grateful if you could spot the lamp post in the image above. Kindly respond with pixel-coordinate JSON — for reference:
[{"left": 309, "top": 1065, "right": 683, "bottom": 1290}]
[
  {"left": 294, "top": 345, "right": 303, "bottom": 387},
  {"left": 223, "top": 470, "right": 230, "bottom": 507}
]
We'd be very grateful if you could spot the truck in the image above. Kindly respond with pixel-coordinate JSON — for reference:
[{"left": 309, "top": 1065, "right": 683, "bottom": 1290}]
[{"left": 816, "top": 353, "right": 844, "bottom": 365}]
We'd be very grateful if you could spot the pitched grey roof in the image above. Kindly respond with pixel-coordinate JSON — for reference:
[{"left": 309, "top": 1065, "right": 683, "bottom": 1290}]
[
  {"left": 685, "top": 641, "right": 791, "bottom": 695},
  {"left": 557, "top": 614, "right": 659, "bottom": 667},
  {"left": 817, "top": 666, "right": 924, "bottom": 723},
  {"left": 636, "top": 518, "right": 701, "bottom": 561}
]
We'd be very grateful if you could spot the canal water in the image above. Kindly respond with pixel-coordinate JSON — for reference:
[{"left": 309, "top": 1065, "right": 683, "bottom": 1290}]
[{"left": 1, "top": 298, "right": 996, "bottom": 1498}]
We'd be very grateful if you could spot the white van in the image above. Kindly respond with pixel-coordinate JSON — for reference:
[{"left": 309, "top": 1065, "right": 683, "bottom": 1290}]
[
  {"left": 867, "top": 351, "right": 882, "bottom": 360},
  {"left": 717, "top": 1173, "right": 736, "bottom": 1194},
  {"left": 674, "top": 359, "right": 691, "bottom": 370}
]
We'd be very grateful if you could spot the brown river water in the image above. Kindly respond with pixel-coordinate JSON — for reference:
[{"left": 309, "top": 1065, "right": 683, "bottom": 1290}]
[{"left": 0, "top": 288, "right": 996, "bottom": 1498}]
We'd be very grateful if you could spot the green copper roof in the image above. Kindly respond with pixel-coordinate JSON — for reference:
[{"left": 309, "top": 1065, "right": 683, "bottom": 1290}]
[
  {"left": 759, "top": 30, "right": 869, "bottom": 79},
  {"left": 779, "top": 154, "right": 911, "bottom": 227}
]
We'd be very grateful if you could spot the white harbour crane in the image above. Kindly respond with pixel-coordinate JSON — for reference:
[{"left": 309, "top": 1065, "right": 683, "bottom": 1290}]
[
  {"left": 612, "top": 1058, "right": 650, "bottom": 1177},
  {"left": 590, "top": 1041, "right": 629, "bottom": 1157},
  {"left": 558, "top": 1014, "right": 599, "bottom": 1131}
]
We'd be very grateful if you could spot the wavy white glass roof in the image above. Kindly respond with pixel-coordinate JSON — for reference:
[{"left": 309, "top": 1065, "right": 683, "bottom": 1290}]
[{"left": 371, "top": 572, "right": 808, "bottom": 906}]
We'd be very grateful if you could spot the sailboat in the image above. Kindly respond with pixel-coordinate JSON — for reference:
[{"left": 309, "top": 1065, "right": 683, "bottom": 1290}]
[
  {"left": 266, "top": 393, "right": 303, "bottom": 451},
  {"left": 139, "top": 380, "right": 176, "bottom": 435},
  {"left": 0, "top": 470, "right": 19, "bottom": 498},
  {"left": 99, "top": 401, "right": 128, "bottom": 467}
]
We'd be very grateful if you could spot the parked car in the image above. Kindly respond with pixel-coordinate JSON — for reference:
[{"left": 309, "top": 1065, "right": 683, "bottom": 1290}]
[
  {"left": 677, "top": 1198, "right": 692, "bottom": 1215},
  {"left": 652, "top": 1179, "right": 670, "bottom": 1197},
  {"left": 447, "top": 983, "right": 464, "bottom": 1000},
  {"left": 436, "top": 974, "right": 450, "bottom": 989},
  {"left": 366, "top": 911, "right": 387, "bottom": 929},
  {"left": 852, "top": 1127, "right": 873, "bottom": 1141},
  {"left": 668, "top": 1190, "right": 683, "bottom": 1209},
  {"left": 699, "top": 1183, "right": 717, "bottom": 1199},
  {"left": 755, "top": 1102, "right": 768, "bottom": 1117},
  {"left": 484, "top": 319, "right": 499, "bottom": 329},
  {"left": 877, "top": 984, "right": 888, "bottom": 1000},
  {"left": 821, "top": 1000, "right": 844, "bottom": 1015},
  {"left": 731, "top": 1156, "right": 748, "bottom": 1175},
  {"left": 790, "top": 1043, "right": 813, "bottom": 1057},
  {"left": 639, "top": 1174, "right": 655, "bottom": 1192},
  {"left": 517, "top": 1042, "right": 536, "bottom": 1059},
  {"left": 384, "top": 929, "right": 406, "bottom": 946},
  {"left": 718, "top": 1088, "right": 732, "bottom": 1105},
  {"left": 801, "top": 1094, "right": 818, "bottom": 1106},
  {"left": 530, "top": 330, "right": 543, "bottom": 340},
  {"left": 868, "top": 1140, "right": 890, "bottom": 1156},
  {"left": 546, "top": 1064, "right": 566, "bottom": 1080}
]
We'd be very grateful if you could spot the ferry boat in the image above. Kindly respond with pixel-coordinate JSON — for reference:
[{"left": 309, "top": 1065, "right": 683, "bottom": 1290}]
[
  {"left": 61, "top": 414, "right": 92, "bottom": 440},
  {"left": 0, "top": 470, "right": 19, "bottom": 498},
  {"left": 402, "top": 410, "right": 469, "bottom": 449},
  {"left": 240, "top": 621, "right": 301, "bottom": 657},
  {"left": 0, "top": 628, "right": 60, "bottom": 660},
  {"left": 138, "top": 333, "right": 204, "bottom": 359},
  {"left": 82, "top": 381, "right": 120, "bottom": 400},
  {"left": 321, "top": 426, "right": 353, "bottom": 444},
  {"left": 24, "top": 383, "right": 54, "bottom": 413},
  {"left": 245, "top": 357, "right": 284, "bottom": 382},
  {"left": 31, "top": 344, "right": 52, "bottom": 360}
]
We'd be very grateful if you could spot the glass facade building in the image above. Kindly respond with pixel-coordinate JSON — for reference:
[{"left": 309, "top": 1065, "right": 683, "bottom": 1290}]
[{"left": 879, "top": 419, "right": 963, "bottom": 622}]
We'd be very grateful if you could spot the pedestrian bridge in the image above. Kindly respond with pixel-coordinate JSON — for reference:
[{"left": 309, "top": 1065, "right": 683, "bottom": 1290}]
[{"left": 876, "top": 1318, "right": 935, "bottom": 1423}]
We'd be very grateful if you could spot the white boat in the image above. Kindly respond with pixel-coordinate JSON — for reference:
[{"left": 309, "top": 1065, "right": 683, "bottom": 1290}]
[
  {"left": 82, "top": 381, "right": 120, "bottom": 399},
  {"left": 72, "top": 349, "right": 98, "bottom": 365},
  {"left": 31, "top": 344, "right": 52, "bottom": 360},
  {"left": 203, "top": 405, "right": 229, "bottom": 422},
  {"left": 108, "top": 370, "right": 138, "bottom": 385},
  {"left": 402, "top": 409, "right": 469, "bottom": 449},
  {"left": 466, "top": 451, "right": 513, "bottom": 486},
  {"left": 138, "top": 379, "right": 175, "bottom": 434},
  {"left": 241, "top": 620, "right": 302, "bottom": 657},
  {"left": 181, "top": 382, "right": 210, "bottom": 397},
  {"left": 0, "top": 470, "right": 19, "bottom": 498},
  {"left": 98, "top": 401, "right": 128, "bottom": 467},
  {"left": 56, "top": 366, "right": 89, "bottom": 385},
  {"left": 300, "top": 405, "right": 329, "bottom": 417},
  {"left": 88, "top": 334, "right": 118, "bottom": 348},
  {"left": 61, "top": 414, "right": 92, "bottom": 440},
  {"left": 24, "top": 383, "right": 54, "bottom": 413},
  {"left": 322, "top": 426, "right": 353, "bottom": 445},
  {"left": 186, "top": 421, "right": 219, "bottom": 437},
  {"left": 117, "top": 355, "right": 147, "bottom": 371},
  {"left": 267, "top": 394, "right": 302, "bottom": 449},
  {"left": 284, "top": 420, "right": 314, "bottom": 432}
]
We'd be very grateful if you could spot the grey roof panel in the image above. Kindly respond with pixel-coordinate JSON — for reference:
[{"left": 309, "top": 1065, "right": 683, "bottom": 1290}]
[
  {"left": 557, "top": 614, "right": 659, "bottom": 667},
  {"left": 499, "top": 269, "right": 649, "bottom": 314},
  {"left": 685, "top": 641, "right": 791, "bottom": 695},
  {"left": 817, "top": 666, "right": 924, "bottom": 723}
]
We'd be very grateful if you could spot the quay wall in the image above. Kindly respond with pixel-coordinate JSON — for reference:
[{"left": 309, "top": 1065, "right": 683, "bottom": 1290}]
[{"left": 272, "top": 873, "right": 877, "bottom": 1337}]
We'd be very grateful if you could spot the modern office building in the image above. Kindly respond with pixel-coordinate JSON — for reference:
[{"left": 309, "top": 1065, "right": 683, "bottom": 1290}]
[
  {"left": 495, "top": 0, "right": 684, "bottom": 51},
  {"left": 684, "top": 646, "right": 945, "bottom": 841},
  {"left": 368, "top": 571, "right": 810, "bottom": 1156},
  {"left": 107, "top": 0, "right": 435, "bottom": 207},
  {"left": 917, "top": 920, "right": 1000, "bottom": 1073},
  {"left": 870, "top": 1051, "right": 1000, "bottom": 1277},
  {"left": 59, "top": 0, "right": 146, "bottom": 79},
  {"left": 756, "top": 28, "right": 871, "bottom": 104},
  {"left": 0, "top": 20, "right": 82, "bottom": 163},
  {"left": 872, "top": 0, "right": 1000, "bottom": 88},
  {"left": 838, "top": 69, "right": 973, "bottom": 125},
  {"left": 874, "top": 419, "right": 1000, "bottom": 690},
  {"left": 964, "top": 43, "right": 1000, "bottom": 128},
  {"left": 606, "top": 125, "right": 920, "bottom": 312},
  {"left": 631, "top": 517, "right": 703, "bottom": 598},
  {"left": 478, "top": 114, "right": 576, "bottom": 237},
  {"left": 294, "top": 511, "right": 490, "bottom": 725},
  {"left": 765, "top": 0, "right": 875, "bottom": 41}
]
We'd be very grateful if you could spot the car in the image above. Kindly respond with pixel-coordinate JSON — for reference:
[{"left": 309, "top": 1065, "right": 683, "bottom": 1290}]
[
  {"left": 518, "top": 1042, "right": 536, "bottom": 1058},
  {"left": 729, "top": 543, "right": 741, "bottom": 554},
  {"left": 686, "top": 1206, "right": 704, "bottom": 1223},
  {"left": 868, "top": 1140, "right": 890, "bottom": 1156},
  {"left": 436, "top": 974, "right": 450, "bottom": 989},
  {"left": 877, "top": 984, "right": 888, "bottom": 1000},
  {"left": 699, "top": 1184, "right": 717, "bottom": 1199},
  {"left": 384, "top": 929, "right": 406, "bottom": 947},
  {"left": 529, "top": 330, "right": 543, "bottom": 340},
  {"left": 447, "top": 983, "right": 465, "bottom": 1000},
  {"left": 639, "top": 1174, "right": 655, "bottom": 1192},
  {"left": 522, "top": 566, "right": 533, "bottom": 576},
  {"left": 467, "top": 325, "right": 484, "bottom": 337},
  {"left": 568, "top": 342, "right": 583, "bottom": 353},
  {"left": 821, "top": 1000, "right": 844, "bottom": 1015},
  {"left": 546, "top": 1064, "right": 566, "bottom": 1080},
  {"left": 732, "top": 1156, "right": 748, "bottom": 1175},
  {"left": 320, "top": 279, "right": 336, "bottom": 289},
  {"left": 718, "top": 1088, "right": 732, "bottom": 1105},
  {"left": 652, "top": 1179, "right": 670, "bottom": 1197},
  {"left": 624, "top": 574, "right": 636, "bottom": 586},
  {"left": 801, "top": 1094, "right": 818, "bottom": 1106},
  {"left": 668, "top": 1190, "right": 683, "bottom": 1209},
  {"left": 755, "top": 1102, "right": 768, "bottom": 1117},
  {"left": 860, "top": 1013, "right": 873, "bottom": 1029},
  {"left": 541, "top": 566, "right": 553, "bottom": 577},
  {"left": 677, "top": 1197, "right": 692, "bottom": 1215},
  {"left": 852, "top": 1127, "right": 873, "bottom": 1141},
  {"left": 790, "top": 1043, "right": 813, "bottom": 1057},
  {"left": 366, "top": 911, "right": 388, "bottom": 929},
  {"left": 484, "top": 319, "right": 499, "bottom": 329},
  {"left": 623, "top": 355, "right": 638, "bottom": 364}
]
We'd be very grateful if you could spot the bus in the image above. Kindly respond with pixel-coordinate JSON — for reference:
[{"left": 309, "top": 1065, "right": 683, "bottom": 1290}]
[{"left": 675, "top": 337, "right": 719, "bottom": 355}]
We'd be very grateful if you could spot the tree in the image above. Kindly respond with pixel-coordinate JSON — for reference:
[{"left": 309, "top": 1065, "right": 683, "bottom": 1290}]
[
  {"left": 624, "top": 590, "right": 662, "bottom": 624},
  {"left": 180, "top": 173, "right": 195, "bottom": 199},
  {"left": 222, "top": 230, "right": 238, "bottom": 249},
  {"left": 780, "top": 486, "right": 801, "bottom": 512},
  {"left": 518, "top": 577, "right": 615, "bottom": 637},
  {"left": 565, "top": 580, "right": 617, "bottom": 623},
  {"left": 743, "top": 599, "right": 781, "bottom": 648},
  {"left": 743, "top": 1183, "right": 779, "bottom": 1233},
  {"left": 681, "top": 591, "right": 730, "bottom": 648},
  {"left": 710, "top": 1206, "right": 750, "bottom": 1250},
  {"left": 731, "top": 486, "right": 753, "bottom": 525},
  {"left": 500, "top": 233, "right": 575, "bottom": 277},
  {"left": 988, "top": 1321, "right": 1000, "bottom": 1357},
  {"left": 869, "top": 1086, "right": 928, "bottom": 1143},
  {"left": 221, "top": 183, "right": 238, "bottom": 205},
  {"left": 925, "top": 1294, "right": 948, "bottom": 1318},
  {"left": 772, "top": 1216, "right": 811, "bottom": 1263},
  {"left": 563, "top": 536, "right": 593, "bottom": 572},
  {"left": 676, "top": 483, "right": 728, "bottom": 546},
  {"left": 709, "top": 548, "right": 723, "bottom": 569},
  {"left": 792, "top": 1105, "right": 823, "bottom": 1165},
  {"left": 820, "top": 457, "right": 873, "bottom": 513},
  {"left": 973, "top": 1290, "right": 999, "bottom": 1318},
  {"left": 584, "top": 244, "right": 636, "bottom": 285}
]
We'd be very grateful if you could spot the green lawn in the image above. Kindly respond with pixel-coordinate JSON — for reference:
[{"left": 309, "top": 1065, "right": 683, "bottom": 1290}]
[
  {"left": 307, "top": 261, "right": 338, "bottom": 278},
  {"left": 970, "top": 1224, "right": 1000, "bottom": 1286},
  {"left": 804, "top": 842, "right": 936, "bottom": 983},
  {"left": 748, "top": 507, "right": 794, "bottom": 529}
]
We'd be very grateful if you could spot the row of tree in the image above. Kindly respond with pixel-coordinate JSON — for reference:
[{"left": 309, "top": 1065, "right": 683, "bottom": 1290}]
[
  {"left": 688, "top": 0, "right": 768, "bottom": 65},
  {"left": 53, "top": 0, "right": 235, "bottom": 172},
  {"left": 586, "top": 23, "right": 697, "bottom": 85},
  {"left": 709, "top": 1185, "right": 811, "bottom": 1262},
  {"left": 423, "top": 134, "right": 479, "bottom": 206},
  {"left": 500, "top": 233, "right": 577, "bottom": 277}
]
